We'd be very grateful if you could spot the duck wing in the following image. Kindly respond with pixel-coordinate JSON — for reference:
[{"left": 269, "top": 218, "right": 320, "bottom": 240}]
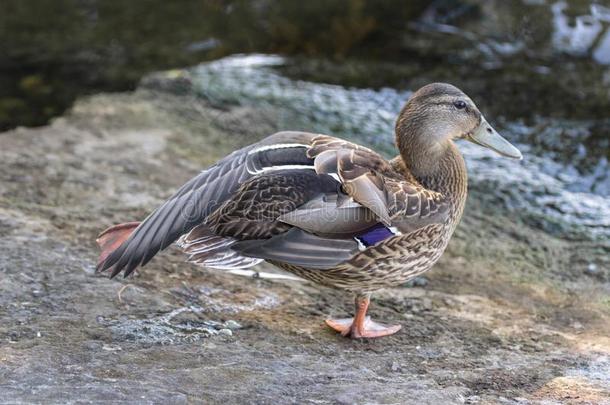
[
  {"left": 307, "top": 135, "right": 450, "bottom": 227},
  {"left": 97, "top": 131, "right": 318, "bottom": 277},
  {"left": 98, "top": 132, "right": 450, "bottom": 276},
  {"left": 206, "top": 136, "right": 451, "bottom": 269},
  {"left": 205, "top": 169, "right": 365, "bottom": 268}
]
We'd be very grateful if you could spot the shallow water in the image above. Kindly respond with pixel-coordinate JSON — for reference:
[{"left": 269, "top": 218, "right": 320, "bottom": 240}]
[{"left": 183, "top": 54, "right": 609, "bottom": 240}]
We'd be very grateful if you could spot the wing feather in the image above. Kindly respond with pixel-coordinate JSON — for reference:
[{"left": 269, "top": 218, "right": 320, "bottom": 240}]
[
  {"left": 98, "top": 131, "right": 451, "bottom": 278},
  {"left": 98, "top": 132, "right": 318, "bottom": 277},
  {"left": 308, "top": 135, "right": 449, "bottom": 227},
  {"left": 233, "top": 228, "right": 358, "bottom": 269}
]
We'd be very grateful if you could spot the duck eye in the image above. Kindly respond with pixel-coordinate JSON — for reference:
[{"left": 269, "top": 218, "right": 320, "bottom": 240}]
[{"left": 454, "top": 100, "right": 467, "bottom": 110}]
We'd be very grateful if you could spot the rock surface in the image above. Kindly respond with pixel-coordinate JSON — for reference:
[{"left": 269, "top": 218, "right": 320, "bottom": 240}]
[{"left": 0, "top": 87, "right": 609, "bottom": 404}]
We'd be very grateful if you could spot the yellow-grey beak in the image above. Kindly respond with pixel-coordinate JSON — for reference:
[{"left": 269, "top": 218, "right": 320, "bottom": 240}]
[{"left": 467, "top": 117, "right": 523, "bottom": 160}]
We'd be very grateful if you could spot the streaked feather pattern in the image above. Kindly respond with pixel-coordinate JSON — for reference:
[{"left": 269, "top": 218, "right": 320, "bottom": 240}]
[{"left": 97, "top": 130, "right": 467, "bottom": 292}]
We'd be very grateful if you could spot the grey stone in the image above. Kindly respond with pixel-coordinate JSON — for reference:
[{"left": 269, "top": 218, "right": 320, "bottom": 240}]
[{"left": 0, "top": 72, "right": 608, "bottom": 404}]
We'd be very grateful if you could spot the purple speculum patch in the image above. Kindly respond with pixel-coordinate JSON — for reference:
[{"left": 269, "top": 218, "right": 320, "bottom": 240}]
[{"left": 355, "top": 223, "right": 396, "bottom": 248}]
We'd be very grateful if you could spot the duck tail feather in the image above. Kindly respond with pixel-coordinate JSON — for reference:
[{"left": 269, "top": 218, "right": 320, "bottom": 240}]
[{"left": 96, "top": 222, "right": 141, "bottom": 272}]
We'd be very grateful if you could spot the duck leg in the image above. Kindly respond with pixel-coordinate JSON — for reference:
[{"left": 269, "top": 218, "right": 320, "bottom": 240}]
[{"left": 325, "top": 293, "right": 401, "bottom": 338}]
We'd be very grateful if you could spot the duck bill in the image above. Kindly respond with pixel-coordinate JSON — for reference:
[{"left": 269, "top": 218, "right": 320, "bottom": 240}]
[{"left": 467, "top": 117, "right": 523, "bottom": 160}]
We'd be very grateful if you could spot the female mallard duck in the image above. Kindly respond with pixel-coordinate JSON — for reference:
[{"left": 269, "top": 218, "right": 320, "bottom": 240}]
[{"left": 97, "top": 83, "right": 522, "bottom": 338}]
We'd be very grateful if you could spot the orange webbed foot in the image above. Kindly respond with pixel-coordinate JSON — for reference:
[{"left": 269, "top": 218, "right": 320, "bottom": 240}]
[
  {"left": 325, "top": 317, "right": 401, "bottom": 338},
  {"left": 325, "top": 293, "right": 401, "bottom": 339}
]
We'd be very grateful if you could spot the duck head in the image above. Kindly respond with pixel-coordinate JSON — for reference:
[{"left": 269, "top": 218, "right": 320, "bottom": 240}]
[{"left": 396, "top": 82, "right": 522, "bottom": 177}]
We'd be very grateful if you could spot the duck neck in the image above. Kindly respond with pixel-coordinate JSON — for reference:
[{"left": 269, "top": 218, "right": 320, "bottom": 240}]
[{"left": 395, "top": 138, "right": 468, "bottom": 218}]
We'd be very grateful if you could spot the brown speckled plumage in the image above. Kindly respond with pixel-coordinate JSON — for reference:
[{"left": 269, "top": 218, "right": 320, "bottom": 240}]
[
  {"left": 97, "top": 83, "right": 522, "bottom": 338},
  {"left": 273, "top": 141, "right": 467, "bottom": 292}
]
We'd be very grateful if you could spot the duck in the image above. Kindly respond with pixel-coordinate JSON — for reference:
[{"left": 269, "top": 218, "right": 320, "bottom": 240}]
[{"left": 96, "top": 83, "right": 522, "bottom": 339}]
